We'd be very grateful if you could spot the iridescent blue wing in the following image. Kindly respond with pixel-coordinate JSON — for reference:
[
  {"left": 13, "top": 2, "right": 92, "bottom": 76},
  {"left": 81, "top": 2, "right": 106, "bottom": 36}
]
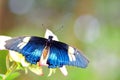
[
  {"left": 5, "top": 36, "right": 46, "bottom": 64},
  {"left": 47, "top": 41, "right": 69, "bottom": 68},
  {"left": 47, "top": 41, "right": 89, "bottom": 68}
]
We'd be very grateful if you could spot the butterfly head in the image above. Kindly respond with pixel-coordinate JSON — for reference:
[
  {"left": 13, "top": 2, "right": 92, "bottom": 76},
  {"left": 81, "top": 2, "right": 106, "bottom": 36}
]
[{"left": 48, "top": 36, "right": 53, "bottom": 41}]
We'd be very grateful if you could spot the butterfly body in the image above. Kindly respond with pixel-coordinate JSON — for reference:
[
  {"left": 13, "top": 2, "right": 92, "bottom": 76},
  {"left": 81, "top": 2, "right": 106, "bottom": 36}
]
[{"left": 5, "top": 35, "right": 89, "bottom": 68}]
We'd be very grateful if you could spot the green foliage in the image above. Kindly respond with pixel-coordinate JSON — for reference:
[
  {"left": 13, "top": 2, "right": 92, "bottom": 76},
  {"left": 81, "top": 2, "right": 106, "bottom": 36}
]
[
  {"left": 0, "top": 50, "right": 8, "bottom": 74},
  {"left": 0, "top": 50, "right": 20, "bottom": 80},
  {"left": 5, "top": 72, "right": 20, "bottom": 80},
  {"left": 0, "top": 76, "right": 2, "bottom": 80}
]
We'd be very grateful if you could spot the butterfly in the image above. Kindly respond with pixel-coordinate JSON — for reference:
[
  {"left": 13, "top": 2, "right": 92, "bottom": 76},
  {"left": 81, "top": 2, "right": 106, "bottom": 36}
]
[{"left": 4, "top": 29, "right": 89, "bottom": 69}]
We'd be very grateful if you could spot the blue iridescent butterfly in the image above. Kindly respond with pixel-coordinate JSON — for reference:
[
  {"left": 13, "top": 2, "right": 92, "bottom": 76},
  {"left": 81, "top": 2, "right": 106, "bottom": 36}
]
[{"left": 4, "top": 30, "right": 89, "bottom": 69}]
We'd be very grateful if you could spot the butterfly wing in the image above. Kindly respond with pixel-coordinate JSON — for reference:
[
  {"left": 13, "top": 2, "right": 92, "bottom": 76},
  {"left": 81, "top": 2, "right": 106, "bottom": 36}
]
[
  {"left": 47, "top": 41, "right": 69, "bottom": 68},
  {"left": 5, "top": 36, "right": 89, "bottom": 68},
  {"left": 5, "top": 36, "right": 46, "bottom": 64},
  {"left": 47, "top": 41, "right": 89, "bottom": 68}
]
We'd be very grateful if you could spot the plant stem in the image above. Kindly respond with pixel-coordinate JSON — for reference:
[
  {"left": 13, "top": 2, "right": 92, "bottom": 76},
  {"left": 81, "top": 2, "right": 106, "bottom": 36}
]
[
  {"left": 6, "top": 54, "right": 10, "bottom": 70},
  {"left": 2, "top": 62, "right": 17, "bottom": 80}
]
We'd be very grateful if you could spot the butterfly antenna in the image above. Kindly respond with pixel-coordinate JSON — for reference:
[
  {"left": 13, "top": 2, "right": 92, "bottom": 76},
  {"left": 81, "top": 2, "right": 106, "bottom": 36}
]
[
  {"left": 54, "top": 25, "right": 64, "bottom": 34},
  {"left": 41, "top": 24, "right": 54, "bottom": 31},
  {"left": 40, "top": 24, "right": 46, "bottom": 31}
]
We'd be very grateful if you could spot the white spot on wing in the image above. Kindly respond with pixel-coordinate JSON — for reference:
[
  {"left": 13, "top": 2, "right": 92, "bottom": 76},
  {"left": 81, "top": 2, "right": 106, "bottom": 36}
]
[
  {"left": 68, "top": 46, "right": 75, "bottom": 54},
  {"left": 17, "top": 37, "right": 30, "bottom": 49},
  {"left": 68, "top": 46, "right": 76, "bottom": 61},
  {"left": 23, "top": 37, "right": 31, "bottom": 42},
  {"left": 17, "top": 42, "right": 27, "bottom": 49}
]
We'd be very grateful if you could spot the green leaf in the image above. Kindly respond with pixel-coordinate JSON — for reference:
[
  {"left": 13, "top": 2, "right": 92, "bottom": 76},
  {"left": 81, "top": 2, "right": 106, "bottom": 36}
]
[
  {"left": 0, "top": 50, "right": 8, "bottom": 73},
  {"left": 0, "top": 76, "right": 2, "bottom": 80},
  {"left": 5, "top": 72, "right": 20, "bottom": 80}
]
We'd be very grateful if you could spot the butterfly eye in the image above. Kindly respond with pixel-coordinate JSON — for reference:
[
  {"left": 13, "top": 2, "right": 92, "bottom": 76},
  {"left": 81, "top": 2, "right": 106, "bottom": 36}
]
[{"left": 48, "top": 36, "right": 53, "bottom": 39}]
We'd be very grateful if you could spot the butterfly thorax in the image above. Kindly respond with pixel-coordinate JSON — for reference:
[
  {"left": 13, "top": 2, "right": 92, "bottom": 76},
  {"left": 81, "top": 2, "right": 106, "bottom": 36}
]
[
  {"left": 46, "top": 36, "right": 53, "bottom": 47},
  {"left": 39, "top": 36, "right": 53, "bottom": 65},
  {"left": 42, "top": 36, "right": 53, "bottom": 59}
]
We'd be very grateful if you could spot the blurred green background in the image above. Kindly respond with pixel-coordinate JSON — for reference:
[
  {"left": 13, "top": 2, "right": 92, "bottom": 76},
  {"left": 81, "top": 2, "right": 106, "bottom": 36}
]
[{"left": 0, "top": 0, "right": 120, "bottom": 80}]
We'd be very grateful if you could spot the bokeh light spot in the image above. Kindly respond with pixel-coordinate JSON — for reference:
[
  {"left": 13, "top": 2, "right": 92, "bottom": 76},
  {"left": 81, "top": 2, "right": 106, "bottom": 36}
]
[
  {"left": 9, "top": 0, "right": 35, "bottom": 15},
  {"left": 74, "top": 15, "right": 100, "bottom": 43}
]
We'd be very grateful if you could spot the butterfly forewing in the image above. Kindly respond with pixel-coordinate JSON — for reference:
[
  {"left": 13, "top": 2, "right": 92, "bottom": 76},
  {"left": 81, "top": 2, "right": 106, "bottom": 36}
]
[
  {"left": 47, "top": 40, "right": 89, "bottom": 68},
  {"left": 47, "top": 41, "right": 69, "bottom": 68},
  {"left": 5, "top": 36, "right": 46, "bottom": 64}
]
